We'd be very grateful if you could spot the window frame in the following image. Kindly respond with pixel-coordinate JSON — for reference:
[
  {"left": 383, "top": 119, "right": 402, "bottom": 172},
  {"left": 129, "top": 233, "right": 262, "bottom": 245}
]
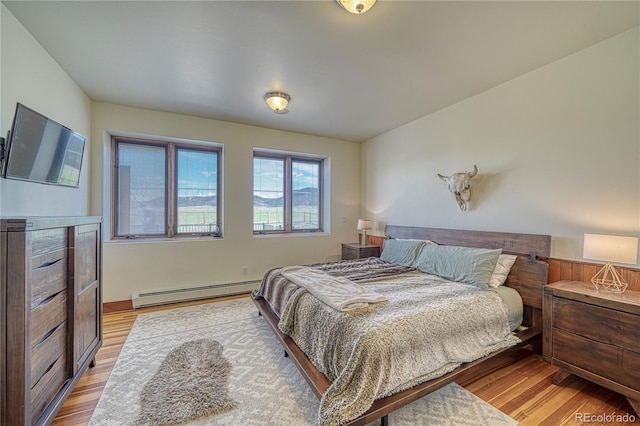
[
  {"left": 253, "top": 150, "right": 324, "bottom": 235},
  {"left": 111, "top": 136, "right": 222, "bottom": 240}
]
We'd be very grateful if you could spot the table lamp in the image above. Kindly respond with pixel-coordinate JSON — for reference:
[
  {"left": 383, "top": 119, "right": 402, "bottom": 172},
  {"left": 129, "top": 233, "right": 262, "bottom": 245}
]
[
  {"left": 357, "top": 219, "right": 372, "bottom": 245},
  {"left": 583, "top": 233, "right": 638, "bottom": 293}
]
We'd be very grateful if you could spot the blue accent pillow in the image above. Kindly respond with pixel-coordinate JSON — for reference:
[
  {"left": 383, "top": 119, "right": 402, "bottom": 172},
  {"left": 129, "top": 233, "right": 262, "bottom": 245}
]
[{"left": 413, "top": 245, "right": 502, "bottom": 288}]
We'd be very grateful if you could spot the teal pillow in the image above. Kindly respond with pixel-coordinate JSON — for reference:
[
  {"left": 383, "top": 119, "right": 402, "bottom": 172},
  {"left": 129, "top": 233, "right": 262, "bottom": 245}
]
[
  {"left": 380, "top": 239, "right": 433, "bottom": 266},
  {"left": 413, "top": 245, "right": 502, "bottom": 288}
]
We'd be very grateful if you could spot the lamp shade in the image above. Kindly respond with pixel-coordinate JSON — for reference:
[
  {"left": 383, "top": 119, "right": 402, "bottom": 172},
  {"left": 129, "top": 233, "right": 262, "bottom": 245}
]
[
  {"left": 357, "top": 219, "right": 372, "bottom": 231},
  {"left": 583, "top": 234, "right": 638, "bottom": 264}
]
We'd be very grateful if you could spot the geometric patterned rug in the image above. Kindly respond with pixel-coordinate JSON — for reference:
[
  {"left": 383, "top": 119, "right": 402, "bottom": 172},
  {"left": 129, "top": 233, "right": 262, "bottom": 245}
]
[{"left": 88, "top": 298, "right": 518, "bottom": 426}]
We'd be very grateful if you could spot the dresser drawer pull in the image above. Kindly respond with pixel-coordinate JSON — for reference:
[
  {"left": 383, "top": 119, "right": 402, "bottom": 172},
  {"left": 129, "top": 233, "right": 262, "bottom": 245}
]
[
  {"left": 35, "top": 257, "right": 63, "bottom": 269},
  {"left": 30, "top": 359, "right": 57, "bottom": 390},
  {"left": 32, "top": 322, "right": 65, "bottom": 349},
  {"left": 33, "top": 289, "right": 65, "bottom": 309}
]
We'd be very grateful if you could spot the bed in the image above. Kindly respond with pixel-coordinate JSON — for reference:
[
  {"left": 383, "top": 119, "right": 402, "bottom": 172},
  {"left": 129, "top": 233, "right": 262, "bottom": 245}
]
[{"left": 252, "top": 225, "right": 551, "bottom": 425}]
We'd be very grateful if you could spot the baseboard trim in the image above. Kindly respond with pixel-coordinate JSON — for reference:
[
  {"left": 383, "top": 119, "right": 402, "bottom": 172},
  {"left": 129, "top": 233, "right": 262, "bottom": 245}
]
[
  {"left": 102, "top": 292, "right": 252, "bottom": 314},
  {"left": 103, "top": 300, "right": 133, "bottom": 313}
]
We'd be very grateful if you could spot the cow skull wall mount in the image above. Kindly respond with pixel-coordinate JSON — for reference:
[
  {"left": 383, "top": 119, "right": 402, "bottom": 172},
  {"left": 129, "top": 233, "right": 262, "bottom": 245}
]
[{"left": 436, "top": 165, "right": 478, "bottom": 211}]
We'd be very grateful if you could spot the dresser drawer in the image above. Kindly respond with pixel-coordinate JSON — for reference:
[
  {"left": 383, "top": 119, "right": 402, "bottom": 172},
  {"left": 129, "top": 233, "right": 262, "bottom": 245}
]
[
  {"left": 553, "top": 298, "right": 640, "bottom": 354},
  {"left": 553, "top": 328, "right": 640, "bottom": 391},
  {"left": 30, "top": 354, "right": 68, "bottom": 424},
  {"left": 30, "top": 291, "right": 67, "bottom": 349},
  {"left": 30, "top": 251, "right": 67, "bottom": 309},
  {"left": 31, "top": 228, "right": 67, "bottom": 264},
  {"left": 31, "top": 321, "right": 66, "bottom": 389}
]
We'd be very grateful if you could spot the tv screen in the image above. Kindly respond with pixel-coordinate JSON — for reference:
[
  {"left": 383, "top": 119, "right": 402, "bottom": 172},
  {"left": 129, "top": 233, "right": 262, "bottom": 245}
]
[{"left": 3, "top": 103, "right": 86, "bottom": 188}]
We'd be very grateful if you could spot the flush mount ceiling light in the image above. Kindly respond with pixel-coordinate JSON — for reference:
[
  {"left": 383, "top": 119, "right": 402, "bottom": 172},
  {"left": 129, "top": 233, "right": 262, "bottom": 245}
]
[
  {"left": 336, "top": 0, "right": 376, "bottom": 14},
  {"left": 264, "top": 92, "right": 290, "bottom": 114}
]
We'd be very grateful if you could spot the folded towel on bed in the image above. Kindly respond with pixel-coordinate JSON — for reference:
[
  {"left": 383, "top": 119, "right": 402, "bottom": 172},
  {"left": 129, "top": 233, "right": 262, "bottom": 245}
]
[{"left": 280, "top": 266, "right": 387, "bottom": 312}]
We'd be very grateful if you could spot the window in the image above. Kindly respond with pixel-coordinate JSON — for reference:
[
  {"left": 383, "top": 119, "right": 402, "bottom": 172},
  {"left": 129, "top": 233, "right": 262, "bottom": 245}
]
[
  {"left": 253, "top": 151, "right": 323, "bottom": 234},
  {"left": 112, "top": 137, "right": 221, "bottom": 239}
]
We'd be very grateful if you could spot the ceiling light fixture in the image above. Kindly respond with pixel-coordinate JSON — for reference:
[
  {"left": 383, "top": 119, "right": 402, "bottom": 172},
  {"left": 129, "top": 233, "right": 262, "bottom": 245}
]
[
  {"left": 264, "top": 92, "right": 290, "bottom": 114},
  {"left": 336, "top": 0, "right": 376, "bottom": 14}
]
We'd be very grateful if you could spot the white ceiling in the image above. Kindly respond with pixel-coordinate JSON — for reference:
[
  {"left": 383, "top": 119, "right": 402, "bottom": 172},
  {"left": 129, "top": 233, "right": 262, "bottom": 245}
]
[{"left": 3, "top": 1, "right": 639, "bottom": 142}]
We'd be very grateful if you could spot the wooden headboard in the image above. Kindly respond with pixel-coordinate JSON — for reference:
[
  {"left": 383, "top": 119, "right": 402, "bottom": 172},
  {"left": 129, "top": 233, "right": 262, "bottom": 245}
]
[
  {"left": 384, "top": 225, "right": 550, "bottom": 256},
  {"left": 384, "top": 225, "right": 551, "bottom": 328}
]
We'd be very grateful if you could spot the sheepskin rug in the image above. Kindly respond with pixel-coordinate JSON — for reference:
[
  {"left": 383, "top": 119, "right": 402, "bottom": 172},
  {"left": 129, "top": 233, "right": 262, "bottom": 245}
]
[{"left": 137, "top": 339, "right": 237, "bottom": 425}]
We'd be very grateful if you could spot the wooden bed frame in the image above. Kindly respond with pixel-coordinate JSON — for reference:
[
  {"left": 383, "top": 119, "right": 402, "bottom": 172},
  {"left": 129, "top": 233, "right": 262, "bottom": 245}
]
[{"left": 252, "top": 225, "right": 551, "bottom": 425}]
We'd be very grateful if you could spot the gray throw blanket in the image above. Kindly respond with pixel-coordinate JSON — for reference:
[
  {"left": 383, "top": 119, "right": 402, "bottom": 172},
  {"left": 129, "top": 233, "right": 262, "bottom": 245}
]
[
  {"left": 281, "top": 266, "right": 387, "bottom": 312},
  {"left": 255, "top": 257, "right": 414, "bottom": 316},
  {"left": 278, "top": 271, "right": 520, "bottom": 426}
]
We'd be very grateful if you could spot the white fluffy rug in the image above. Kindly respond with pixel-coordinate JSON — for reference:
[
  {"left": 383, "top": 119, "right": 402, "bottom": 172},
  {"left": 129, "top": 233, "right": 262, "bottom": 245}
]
[{"left": 88, "top": 298, "right": 518, "bottom": 426}]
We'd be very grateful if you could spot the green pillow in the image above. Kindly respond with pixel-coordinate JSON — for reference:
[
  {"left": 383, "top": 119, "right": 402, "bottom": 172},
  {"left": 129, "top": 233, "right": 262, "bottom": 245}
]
[
  {"left": 380, "top": 239, "right": 433, "bottom": 266},
  {"left": 413, "top": 245, "right": 502, "bottom": 288}
]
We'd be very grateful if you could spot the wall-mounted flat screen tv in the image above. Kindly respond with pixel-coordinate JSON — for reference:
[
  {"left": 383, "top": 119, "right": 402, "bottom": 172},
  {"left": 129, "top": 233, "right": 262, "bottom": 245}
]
[{"left": 2, "top": 103, "right": 86, "bottom": 188}]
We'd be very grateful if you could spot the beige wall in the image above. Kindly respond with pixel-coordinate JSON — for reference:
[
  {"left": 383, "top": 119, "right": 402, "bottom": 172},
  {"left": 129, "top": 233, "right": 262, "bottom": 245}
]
[
  {"left": 362, "top": 28, "right": 640, "bottom": 266},
  {"left": 92, "top": 102, "right": 361, "bottom": 302},
  {"left": 0, "top": 5, "right": 91, "bottom": 217}
]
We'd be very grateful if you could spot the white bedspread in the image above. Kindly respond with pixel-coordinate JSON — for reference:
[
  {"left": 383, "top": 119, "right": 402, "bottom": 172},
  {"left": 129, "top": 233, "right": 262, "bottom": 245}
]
[{"left": 280, "top": 266, "right": 387, "bottom": 312}]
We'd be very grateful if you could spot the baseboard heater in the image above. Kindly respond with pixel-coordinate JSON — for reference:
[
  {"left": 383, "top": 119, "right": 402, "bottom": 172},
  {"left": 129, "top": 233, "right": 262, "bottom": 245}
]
[{"left": 131, "top": 280, "right": 262, "bottom": 309}]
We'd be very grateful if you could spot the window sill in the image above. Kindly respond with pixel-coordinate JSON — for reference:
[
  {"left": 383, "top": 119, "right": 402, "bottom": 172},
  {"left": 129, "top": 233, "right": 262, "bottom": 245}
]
[
  {"left": 105, "top": 235, "right": 222, "bottom": 244},
  {"left": 252, "top": 232, "right": 330, "bottom": 239}
]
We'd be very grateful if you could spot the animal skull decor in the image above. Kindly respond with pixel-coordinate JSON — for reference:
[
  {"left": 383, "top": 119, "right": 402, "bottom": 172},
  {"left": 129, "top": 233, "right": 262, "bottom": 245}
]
[{"left": 436, "top": 165, "right": 478, "bottom": 211}]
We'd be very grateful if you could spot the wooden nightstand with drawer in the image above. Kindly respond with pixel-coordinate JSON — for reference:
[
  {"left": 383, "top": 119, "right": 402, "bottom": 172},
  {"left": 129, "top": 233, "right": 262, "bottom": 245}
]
[
  {"left": 341, "top": 243, "right": 380, "bottom": 260},
  {"left": 543, "top": 280, "right": 640, "bottom": 414}
]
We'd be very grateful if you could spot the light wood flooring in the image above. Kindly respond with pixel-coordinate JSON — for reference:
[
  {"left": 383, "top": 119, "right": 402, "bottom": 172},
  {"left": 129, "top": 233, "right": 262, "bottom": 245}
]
[{"left": 52, "top": 295, "right": 637, "bottom": 426}]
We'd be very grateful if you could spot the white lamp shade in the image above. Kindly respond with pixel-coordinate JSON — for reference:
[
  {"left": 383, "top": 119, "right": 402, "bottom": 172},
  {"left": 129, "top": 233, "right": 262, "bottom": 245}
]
[
  {"left": 357, "top": 219, "right": 372, "bottom": 231},
  {"left": 583, "top": 234, "right": 638, "bottom": 264}
]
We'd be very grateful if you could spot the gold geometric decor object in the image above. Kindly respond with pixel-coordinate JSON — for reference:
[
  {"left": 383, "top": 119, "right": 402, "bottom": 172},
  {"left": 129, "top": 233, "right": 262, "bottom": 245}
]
[
  {"left": 591, "top": 262, "right": 628, "bottom": 293},
  {"left": 583, "top": 233, "right": 638, "bottom": 294}
]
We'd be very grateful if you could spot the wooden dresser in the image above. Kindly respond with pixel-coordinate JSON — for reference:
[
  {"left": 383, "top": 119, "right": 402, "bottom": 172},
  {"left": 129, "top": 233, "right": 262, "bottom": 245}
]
[
  {"left": 1, "top": 216, "right": 102, "bottom": 426},
  {"left": 543, "top": 280, "right": 640, "bottom": 414}
]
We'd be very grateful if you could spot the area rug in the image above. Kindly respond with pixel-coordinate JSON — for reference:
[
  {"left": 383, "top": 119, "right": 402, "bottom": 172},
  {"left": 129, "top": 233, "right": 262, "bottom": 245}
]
[
  {"left": 88, "top": 298, "right": 518, "bottom": 426},
  {"left": 138, "top": 339, "right": 238, "bottom": 425}
]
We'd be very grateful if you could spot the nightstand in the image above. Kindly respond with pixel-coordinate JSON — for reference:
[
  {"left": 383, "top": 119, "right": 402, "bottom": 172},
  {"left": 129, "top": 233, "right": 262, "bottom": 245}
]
[
  {"left": 543, "top": 280, "right": 640, "bottom": 414},
  {"left": 341, "top": 243, "right": 380, "bottom": 260}
]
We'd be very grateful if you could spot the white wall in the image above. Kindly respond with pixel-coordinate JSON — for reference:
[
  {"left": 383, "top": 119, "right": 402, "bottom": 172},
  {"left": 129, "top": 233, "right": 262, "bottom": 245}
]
[
  {"left": 362, "top": 28, "right": 640, "bottom": 266},
  {"left": 91, "top": 102, "right": 361, "bottom": 302},
  {"left": 0, "top": 5, "right": 91, "bottom": 216}
]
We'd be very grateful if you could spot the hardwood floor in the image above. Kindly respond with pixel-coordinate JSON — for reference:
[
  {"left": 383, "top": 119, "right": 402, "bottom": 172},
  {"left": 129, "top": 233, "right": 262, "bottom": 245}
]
[{"left": 52, "top": 295, "right": 637, "bottom": 426}]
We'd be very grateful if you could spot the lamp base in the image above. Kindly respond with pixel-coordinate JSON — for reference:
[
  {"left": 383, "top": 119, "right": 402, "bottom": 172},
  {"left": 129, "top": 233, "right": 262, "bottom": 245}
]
[
  {"left": 591, "top": 262, "right": 628, "bottom": 293},
  {"left": 360, "top": 230, "right": 368, "bottom": 246}
]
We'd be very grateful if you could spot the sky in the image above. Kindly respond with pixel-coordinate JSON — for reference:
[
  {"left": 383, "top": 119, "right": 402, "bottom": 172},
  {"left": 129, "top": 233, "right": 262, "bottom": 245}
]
[
  {"left": 177, "top": 149, "right": 218, "bottom": 197},
  {"left": 253, "top": 157, "right": 319, "bottom": 199},
  {"left": 119, "top": 144, "right": 318, "bottom": 200}
]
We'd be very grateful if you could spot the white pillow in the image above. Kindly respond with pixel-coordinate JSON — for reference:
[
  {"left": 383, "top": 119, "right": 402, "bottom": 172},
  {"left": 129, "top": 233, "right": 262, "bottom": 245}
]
[{"left": 488, "top": 254, "right": 517, "bottom": 288}]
